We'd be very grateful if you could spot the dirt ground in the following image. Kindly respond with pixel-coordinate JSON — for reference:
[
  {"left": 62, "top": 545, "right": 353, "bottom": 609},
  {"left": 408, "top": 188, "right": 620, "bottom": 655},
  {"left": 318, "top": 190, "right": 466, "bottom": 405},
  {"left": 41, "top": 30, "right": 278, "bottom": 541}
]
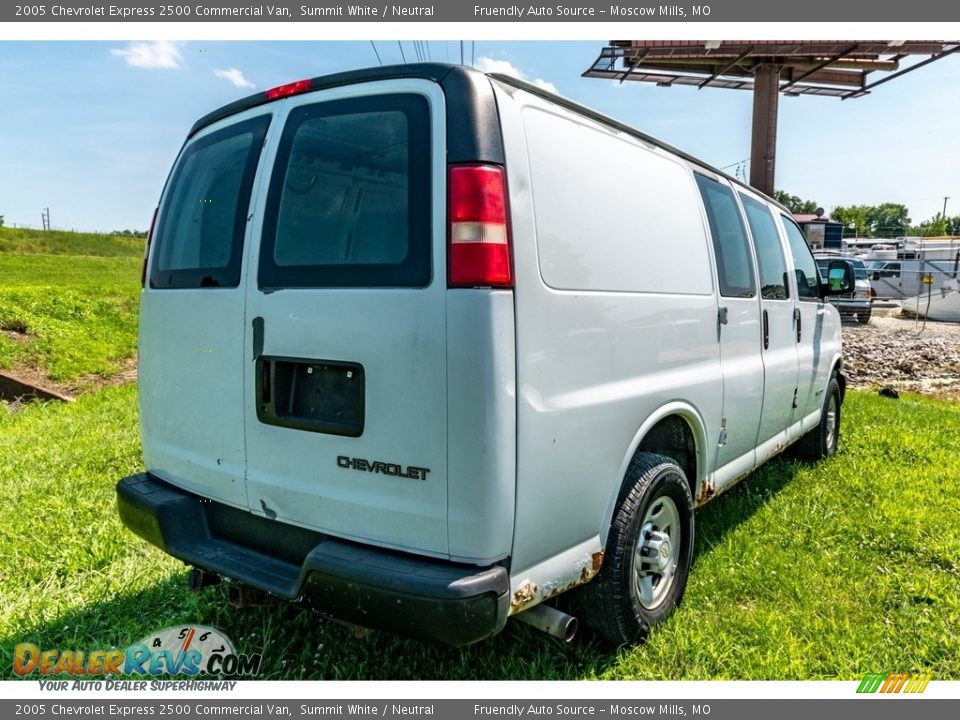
[
  {"left": 1, "top": 354, "right": 137, "bottom": 405},
  {"left": 842, "top": 311, "right": 960, "bottom": 400}
]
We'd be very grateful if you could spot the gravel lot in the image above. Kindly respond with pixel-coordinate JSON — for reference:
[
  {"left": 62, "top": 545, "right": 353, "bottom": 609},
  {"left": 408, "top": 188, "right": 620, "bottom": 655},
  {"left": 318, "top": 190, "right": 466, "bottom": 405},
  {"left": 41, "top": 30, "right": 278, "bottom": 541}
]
[{"left": 842, "top": 312, "right": 960, "bottom": 399}]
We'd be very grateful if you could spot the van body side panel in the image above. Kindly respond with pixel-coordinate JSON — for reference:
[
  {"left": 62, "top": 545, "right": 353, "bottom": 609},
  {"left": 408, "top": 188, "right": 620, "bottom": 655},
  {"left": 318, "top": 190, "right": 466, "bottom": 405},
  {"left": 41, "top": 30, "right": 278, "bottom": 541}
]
[
  {"left": 139, "top": 291, "right": 248, "bottom": 507},
  {"left": 242, "top": 80, "right": 451, "bottom": 557},
  {"left": 499, "top": 88, "right": 723, "bottom": 575},
  {"left": 445, "top": 290, "right": 517, "bottom": 563}
]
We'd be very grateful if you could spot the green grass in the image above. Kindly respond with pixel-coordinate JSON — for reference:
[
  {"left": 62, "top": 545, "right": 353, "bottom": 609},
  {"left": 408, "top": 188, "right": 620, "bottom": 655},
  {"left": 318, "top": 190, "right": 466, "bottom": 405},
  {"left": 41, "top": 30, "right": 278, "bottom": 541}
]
[
  {"left": 1, "top": 388, "right": 957, "bottom": 680},
  {"left": 0, "top": 227, "right": 143, "bottom": 258},
  {"left": 0, "top": 254, "right": 140, "bottom": 387}
]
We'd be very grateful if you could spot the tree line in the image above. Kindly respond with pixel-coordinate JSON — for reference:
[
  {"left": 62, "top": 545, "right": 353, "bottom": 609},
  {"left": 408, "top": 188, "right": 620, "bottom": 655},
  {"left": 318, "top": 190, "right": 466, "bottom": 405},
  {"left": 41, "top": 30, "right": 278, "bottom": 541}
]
[{"left": 774, "top": 191, "right": 960, "bottom": 238}]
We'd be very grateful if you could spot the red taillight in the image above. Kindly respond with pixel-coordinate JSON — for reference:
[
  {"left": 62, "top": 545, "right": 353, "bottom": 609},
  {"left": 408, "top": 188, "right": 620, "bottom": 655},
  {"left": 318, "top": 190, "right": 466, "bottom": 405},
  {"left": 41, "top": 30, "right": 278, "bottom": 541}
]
[
  {"left": 264, "top": 79, "right": 312, "bottom": 101},
  {"left": 447, "top": 164, "right": 512, "bottom": 288},
  {"left": 141, "top": 207, "right": 157, "bottom": 288}
]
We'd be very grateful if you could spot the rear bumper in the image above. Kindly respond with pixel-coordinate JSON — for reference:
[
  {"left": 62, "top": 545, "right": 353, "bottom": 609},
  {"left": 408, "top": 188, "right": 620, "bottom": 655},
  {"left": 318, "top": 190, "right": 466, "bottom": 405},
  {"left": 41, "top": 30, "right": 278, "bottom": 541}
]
[{"left": 117, "top": 473, "right": 510, "bottom": 646}]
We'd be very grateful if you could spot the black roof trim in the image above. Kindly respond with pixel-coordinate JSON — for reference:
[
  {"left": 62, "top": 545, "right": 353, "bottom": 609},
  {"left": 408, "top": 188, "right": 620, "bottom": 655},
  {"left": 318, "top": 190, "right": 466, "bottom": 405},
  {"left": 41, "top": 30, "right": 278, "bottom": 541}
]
[
  {"left": 190, "top": 63, "right": 455, "bottom": 137},
  {"left": 486, "top": 72, "right": 789, "bottom": 212},
  {"left": 187, "top": 62, "right": 780, "bottom": 208},
  {"left": 188, "top": 63, "right": 504, "bottom": 166}
]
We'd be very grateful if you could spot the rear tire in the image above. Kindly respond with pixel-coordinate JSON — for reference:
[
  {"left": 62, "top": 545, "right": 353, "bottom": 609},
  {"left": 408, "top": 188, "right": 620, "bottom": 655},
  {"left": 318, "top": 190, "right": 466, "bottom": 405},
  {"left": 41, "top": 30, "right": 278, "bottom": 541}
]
[
  {"left": 576, "top": 453, "right": 694, "bottom": 645},
  {"left": 795, "top": 377, "right": 841, "bottom": 460}
]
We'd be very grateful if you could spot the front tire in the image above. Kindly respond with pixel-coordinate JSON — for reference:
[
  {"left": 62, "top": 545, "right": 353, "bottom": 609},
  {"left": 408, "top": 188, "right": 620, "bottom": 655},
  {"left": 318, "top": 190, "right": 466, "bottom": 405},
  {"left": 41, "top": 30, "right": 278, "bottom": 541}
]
[
  {"left": 795, "top": 377, "right": 841, "bottom": 460},
  {"left": 577, "top": 453, "right": 694, "bottom": 645}
]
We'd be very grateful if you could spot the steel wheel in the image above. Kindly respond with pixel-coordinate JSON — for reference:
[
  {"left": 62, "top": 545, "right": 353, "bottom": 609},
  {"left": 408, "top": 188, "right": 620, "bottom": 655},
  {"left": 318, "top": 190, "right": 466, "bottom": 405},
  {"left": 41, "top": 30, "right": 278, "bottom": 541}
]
[
  {"left": 794, "top": 377, "right": 841, "bottom": 461},
  {"left": 824, "top": 391, "right": 838, "bottom": 452},
  {"left": 634, "top": 496, "right": 682, "bottom": 610},
  {"left": 574, "top": 452, "right": 694, "bottom": 645}
]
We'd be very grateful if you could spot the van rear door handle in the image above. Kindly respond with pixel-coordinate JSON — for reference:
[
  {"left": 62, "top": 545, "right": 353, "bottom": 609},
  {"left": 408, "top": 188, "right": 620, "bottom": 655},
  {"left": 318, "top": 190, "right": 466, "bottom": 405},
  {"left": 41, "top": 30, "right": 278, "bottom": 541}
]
[
  {"left": 793, "top": 308, "right": 802, "bottom": 343},
  {"left": 762, "top": 309, "right": 769, "bottom": 350},
  {"left": 252, "top": 316, "right": 264, "bottom": 360}
]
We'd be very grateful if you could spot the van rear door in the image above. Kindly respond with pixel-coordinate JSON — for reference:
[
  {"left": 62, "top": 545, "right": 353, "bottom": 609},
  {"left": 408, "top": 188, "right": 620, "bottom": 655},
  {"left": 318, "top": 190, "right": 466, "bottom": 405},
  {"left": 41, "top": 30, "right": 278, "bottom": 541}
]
[
  {"left": 242, "top": 81, "right": 450, "bottom": 557},
  {"left": 140, "top": 111, "right": 271, "bottom": 508}
]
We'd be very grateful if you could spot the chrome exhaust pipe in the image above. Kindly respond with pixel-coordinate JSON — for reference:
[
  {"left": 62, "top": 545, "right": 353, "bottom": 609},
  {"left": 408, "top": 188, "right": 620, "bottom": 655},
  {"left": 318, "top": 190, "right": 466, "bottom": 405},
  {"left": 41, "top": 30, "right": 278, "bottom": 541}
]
[{"left": 514, "top": 604, "right": 579, "bottom": 642}]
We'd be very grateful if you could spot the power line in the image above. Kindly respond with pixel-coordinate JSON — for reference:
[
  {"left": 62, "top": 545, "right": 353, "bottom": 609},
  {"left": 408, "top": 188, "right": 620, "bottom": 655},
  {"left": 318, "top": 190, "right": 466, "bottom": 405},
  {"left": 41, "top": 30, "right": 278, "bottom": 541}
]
[
  {"left": 369, "top": 41, "right": 383, "bottom": 66},
  {"left": 397, "top": 41, "right": 407, "bottom": 64},
  {"left": 719, "top": 157, "right": 750, "bottom": 171}
]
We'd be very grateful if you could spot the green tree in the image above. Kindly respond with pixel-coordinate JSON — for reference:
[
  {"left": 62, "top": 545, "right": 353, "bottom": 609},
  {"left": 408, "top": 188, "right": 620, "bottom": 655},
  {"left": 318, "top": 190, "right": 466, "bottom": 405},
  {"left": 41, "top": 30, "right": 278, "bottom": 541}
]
[
  {"left": 913, "top": 214, "right": 949, "bottom": 237},
  {"left": 832, "top": 203, "right": 911, "bottom": 238},
  {"left": 946, "top": 215, "right": 960, "bottom": 235},
  {"left": 0, "top": 214, "right": 5, "bottom": 227},
  {"left": 832, "top": 205, "right": 872, "bottom": 236},
  {"left": 774, "top": 190, "right": 819, "bottom": 215},
  {"left": 868, "top": 203, "right": 910, "bottom": 238}
]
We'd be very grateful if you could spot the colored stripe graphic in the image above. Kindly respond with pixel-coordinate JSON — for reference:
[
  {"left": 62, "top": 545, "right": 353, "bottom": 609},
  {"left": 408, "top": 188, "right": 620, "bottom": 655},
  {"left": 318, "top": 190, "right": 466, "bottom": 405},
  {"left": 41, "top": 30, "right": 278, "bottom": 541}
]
[
  {"left": 858, "top": 672, "right": 931, "bottom": 694},
  {"left": 857, "top": 673, "right": 886, "bottom": 693}
]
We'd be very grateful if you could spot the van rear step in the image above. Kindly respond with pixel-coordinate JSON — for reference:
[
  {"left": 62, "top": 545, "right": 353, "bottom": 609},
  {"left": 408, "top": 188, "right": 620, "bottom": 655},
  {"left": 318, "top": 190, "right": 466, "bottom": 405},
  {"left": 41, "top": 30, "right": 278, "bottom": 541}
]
[{"left": 116, "top": 474, "right": 510, "bottom": 646}]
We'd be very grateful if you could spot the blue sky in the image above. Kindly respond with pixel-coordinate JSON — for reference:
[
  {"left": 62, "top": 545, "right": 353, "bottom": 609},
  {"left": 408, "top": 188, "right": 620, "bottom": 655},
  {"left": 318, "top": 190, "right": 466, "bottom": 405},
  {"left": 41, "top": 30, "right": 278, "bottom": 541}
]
[{"left": 1, "top": 40, "right": 958, "bottom": 232}]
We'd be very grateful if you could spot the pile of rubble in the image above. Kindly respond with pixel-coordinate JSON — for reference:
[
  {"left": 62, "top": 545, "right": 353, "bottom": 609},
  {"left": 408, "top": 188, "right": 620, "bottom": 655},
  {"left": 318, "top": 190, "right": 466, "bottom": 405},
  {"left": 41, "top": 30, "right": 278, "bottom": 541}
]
[{"left": 842, "top": 315, "right": 960, "bottom": 398}]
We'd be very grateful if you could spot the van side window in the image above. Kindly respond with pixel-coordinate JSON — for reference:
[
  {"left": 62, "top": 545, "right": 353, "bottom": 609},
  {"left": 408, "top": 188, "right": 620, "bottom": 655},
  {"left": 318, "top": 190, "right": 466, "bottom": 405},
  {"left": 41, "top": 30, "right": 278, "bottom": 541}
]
[
  {"left": 695, "top": 175, "right": 756, "bottom": 298},
  {"left": 739, "top": 194, "right": 789, "bottom": 301},
  {"left": 150, "top": 115, "right": 270, "bottom": 289},
  {"left": 781, "top": 217, "right": 820, "bottom": 300},
  {"left": 259, "top": 94, "right": 431, "bottom": 289}
]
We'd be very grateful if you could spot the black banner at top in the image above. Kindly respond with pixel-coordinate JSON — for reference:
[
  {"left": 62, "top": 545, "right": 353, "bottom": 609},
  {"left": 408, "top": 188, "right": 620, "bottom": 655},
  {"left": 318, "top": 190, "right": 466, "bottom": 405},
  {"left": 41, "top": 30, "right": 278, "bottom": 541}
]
[{"left": 4, "top": 0, "right": 960, "bottom": 22}]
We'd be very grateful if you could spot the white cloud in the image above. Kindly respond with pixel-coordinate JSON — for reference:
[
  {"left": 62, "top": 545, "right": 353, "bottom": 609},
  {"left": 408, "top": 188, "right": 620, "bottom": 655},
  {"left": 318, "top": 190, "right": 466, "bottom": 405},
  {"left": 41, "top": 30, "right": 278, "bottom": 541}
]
[
  {"left": 474, "top": 56, "right": 558, "bottom": 94},
  {"left": 111, "top": 41, "right": 183, "bottom": 69},
  {"left": 214, "top": 68, "right": 255, "bottom": 90}
]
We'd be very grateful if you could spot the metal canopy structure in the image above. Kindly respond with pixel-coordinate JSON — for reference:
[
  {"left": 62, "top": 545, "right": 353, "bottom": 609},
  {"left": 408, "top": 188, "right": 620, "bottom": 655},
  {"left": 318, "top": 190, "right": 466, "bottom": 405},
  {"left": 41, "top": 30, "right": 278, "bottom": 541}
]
[{"left": 583, "top": 41, "right": 960, "bottom": 195}]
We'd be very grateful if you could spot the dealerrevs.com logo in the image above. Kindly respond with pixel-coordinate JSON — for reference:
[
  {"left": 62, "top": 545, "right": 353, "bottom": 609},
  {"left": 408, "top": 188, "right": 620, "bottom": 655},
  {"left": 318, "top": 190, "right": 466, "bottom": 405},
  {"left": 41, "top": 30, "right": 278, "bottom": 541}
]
[{"left": 13, "top": 625, "right": 262, "bottom": 677}]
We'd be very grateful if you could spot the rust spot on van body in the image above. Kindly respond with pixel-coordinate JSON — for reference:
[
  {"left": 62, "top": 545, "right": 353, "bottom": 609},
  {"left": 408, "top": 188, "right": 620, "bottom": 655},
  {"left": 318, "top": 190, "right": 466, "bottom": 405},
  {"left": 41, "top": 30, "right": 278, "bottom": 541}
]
[
  {"left": 511, "top": 580, "right": 537, "bottom": 612},
  {"left": 695, "top": 477, "right": 716, "bottom": 507},
  {"left": 509, "top": 551, "right": 606, "bottom": 614}
]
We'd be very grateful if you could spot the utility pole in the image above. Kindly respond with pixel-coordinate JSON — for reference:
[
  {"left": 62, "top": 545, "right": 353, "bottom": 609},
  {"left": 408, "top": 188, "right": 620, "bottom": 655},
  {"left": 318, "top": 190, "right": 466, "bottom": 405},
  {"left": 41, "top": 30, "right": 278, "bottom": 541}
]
[
  {"left": 943, "top": 196, "right": 950, "bottom": 219},
  {"left": 41, "top": 207, "right": 50, "bottom": 231}
]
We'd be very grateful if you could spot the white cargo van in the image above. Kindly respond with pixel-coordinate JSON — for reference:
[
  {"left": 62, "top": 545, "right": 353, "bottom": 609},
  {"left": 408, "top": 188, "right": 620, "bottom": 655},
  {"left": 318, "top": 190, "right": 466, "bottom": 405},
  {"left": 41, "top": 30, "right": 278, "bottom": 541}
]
[{"left": 118, "top": 63, "right": 854, "bottom": 646}]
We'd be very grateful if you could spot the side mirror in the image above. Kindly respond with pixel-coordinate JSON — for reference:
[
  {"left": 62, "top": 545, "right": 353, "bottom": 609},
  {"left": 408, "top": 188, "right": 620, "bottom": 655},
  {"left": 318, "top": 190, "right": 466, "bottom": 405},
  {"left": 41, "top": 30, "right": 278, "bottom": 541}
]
[{"left": 821, "top": 260, "right": 855, "bottom": 297}]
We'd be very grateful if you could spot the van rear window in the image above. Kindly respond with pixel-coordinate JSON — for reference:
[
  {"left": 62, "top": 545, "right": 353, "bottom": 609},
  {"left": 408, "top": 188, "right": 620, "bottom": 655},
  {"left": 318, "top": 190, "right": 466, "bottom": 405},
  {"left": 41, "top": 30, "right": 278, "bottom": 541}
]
[
  {"left": 150, "top": 116, "right": 270, "bottom": 289},
  {"left": 258, "top": 94, "right": 431, "bottom": 289}
]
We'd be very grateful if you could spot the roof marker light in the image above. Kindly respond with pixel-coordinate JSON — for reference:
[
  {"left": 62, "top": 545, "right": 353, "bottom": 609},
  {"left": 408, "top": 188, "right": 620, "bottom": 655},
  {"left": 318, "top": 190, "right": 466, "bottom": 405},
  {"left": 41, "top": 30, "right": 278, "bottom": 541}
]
[{"left": 265, "top": 79, "right": 313, "bottom": 101}]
